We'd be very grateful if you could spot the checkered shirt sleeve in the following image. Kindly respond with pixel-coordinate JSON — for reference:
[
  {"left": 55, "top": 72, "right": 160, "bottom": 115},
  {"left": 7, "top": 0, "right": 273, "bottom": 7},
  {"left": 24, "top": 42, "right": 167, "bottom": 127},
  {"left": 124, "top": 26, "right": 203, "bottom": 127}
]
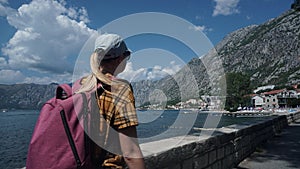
[{"left": 98, "top": 83, "right": 138, "bottom": 130}]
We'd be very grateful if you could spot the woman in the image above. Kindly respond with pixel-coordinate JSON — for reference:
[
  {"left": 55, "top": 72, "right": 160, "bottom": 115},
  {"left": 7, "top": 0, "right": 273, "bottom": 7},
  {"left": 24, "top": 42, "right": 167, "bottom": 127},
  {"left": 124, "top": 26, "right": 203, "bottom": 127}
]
[{"left": 76, "top": 34, "right": 146, "bottom": 169}]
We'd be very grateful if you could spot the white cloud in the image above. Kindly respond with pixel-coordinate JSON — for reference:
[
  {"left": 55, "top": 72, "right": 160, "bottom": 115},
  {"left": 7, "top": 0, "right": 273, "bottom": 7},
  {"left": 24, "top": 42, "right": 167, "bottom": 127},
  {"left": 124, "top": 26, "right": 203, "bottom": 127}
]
[
  {"left": 66, "top": 6, "right": 90, "bottom": 23},
  {"left": 189, "top": 25, "right": 206, "bottom": 32},
  {"left": 1, "top": 0, "right": 96, "bottom": 84},
  {"left": 0, "top": 1, "right": 14, "bottom": 16},
  {"left": 0, "top": 4, "right": 7, "bottom": 16},
  {"left": 23, "top": 73, "right": 72, "bottom": 84},
  {"left": 195, "top": 15, "right": 202, "bottom": 20},
  {"left": 0, "top": 0, "right": 8, "bottom": 3},
  {"left": 78, "top": 7, "right": 89, "bottom": 23},
  {"left": 0, "top": 70, "right": 72, "bottom": 84},
  {"left": 0, "top": 70, "right": 25, "bottom": 84},
  {"left": 117, "top": 62, "right": 146, "bottom": 82},
  {"left": 189, "top": 25, "right": 213, "bottom": 34},
  {"left": 118, "top": 61, "right": 182, "bottom": 82},
  {"left": 0, "top": 57, "right": 8, "bottom": 68},
  {"left": 213, "top": 0, "right": 240, "bottom": 17},
  {"left": 162, "top": 61, "right": 182, "bottom": 75}
]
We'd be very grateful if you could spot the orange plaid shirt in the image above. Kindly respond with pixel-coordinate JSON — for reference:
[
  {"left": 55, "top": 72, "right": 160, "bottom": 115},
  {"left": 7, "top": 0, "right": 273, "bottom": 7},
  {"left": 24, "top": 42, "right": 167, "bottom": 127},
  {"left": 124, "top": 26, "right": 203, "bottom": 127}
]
[{"left": 97, "top": 80, "right": 138, "bottom": 130}]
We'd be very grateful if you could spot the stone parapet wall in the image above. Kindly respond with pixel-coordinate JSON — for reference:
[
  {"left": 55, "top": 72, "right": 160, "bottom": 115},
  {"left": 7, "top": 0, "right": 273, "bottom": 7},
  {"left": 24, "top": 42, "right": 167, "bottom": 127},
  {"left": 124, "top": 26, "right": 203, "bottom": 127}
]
[{"left": 140, "top": 111, "right": 300, "bottom": 169}]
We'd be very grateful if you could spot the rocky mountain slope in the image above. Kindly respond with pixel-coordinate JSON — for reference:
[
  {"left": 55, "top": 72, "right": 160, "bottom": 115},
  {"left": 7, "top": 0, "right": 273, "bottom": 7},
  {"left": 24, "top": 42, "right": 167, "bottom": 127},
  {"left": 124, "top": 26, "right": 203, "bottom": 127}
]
[
  {"left": 1, "top": 9, "right": 299, "bottom": 109},
  {"left": 218, "top": 10, "right": 300, "bottom": 86},
  {"left": 0, "top": 83, "right": 57, "bottom": 109},
  {"left": 132, "top": 9, "right": 300, "bottom": 106}
]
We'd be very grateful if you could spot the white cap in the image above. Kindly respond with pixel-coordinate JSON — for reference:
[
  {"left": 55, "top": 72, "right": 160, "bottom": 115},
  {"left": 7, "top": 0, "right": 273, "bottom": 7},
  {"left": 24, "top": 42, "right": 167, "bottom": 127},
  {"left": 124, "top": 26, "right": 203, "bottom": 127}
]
[{"left": 94, "top": 34, "right": 130, "bottom": 60}]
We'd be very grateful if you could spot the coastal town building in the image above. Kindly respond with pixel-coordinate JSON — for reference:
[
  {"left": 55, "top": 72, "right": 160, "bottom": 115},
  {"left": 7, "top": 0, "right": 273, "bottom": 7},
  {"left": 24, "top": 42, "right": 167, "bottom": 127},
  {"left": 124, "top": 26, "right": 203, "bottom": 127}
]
[
  {"left": 251, "top": 95, "right": 264, "bottom": 108},
  {"left": 140, "top": 85, "right": 300, "bottom": 111},
  {"left": 251, "top": 86, "right": 300, "bottom": 109},
  {"left": 253, "top": 85, "right": 275, "bottom": 93}
]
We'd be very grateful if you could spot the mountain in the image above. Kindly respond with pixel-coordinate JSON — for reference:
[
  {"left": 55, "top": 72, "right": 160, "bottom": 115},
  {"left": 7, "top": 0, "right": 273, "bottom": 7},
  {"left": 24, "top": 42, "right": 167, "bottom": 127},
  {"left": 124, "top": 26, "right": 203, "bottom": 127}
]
[
  {"left": 132, "top": 9, "right": 300, "bottom": 106},
  {"left": 1, "top": 9, "right": 299, "bottom": 109},
  {"left": 217, "top": 10, "right": 300, "bottom": 86},
  {"left": 132, "top": 57, "right": 214, "bottom": 105},
  {"left": 0, "top": 83, "right": 57, "bottom": 110}
]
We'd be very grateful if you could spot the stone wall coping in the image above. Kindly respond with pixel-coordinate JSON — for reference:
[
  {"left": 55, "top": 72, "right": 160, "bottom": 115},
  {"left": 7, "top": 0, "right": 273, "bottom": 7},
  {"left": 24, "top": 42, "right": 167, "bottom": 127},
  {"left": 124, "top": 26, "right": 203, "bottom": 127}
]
[
  {"left": 140, "top": 112, "right": 300, "bottom": 158},
  {"left": 140, "top": 135, "right": 202, "bottom": 157}
]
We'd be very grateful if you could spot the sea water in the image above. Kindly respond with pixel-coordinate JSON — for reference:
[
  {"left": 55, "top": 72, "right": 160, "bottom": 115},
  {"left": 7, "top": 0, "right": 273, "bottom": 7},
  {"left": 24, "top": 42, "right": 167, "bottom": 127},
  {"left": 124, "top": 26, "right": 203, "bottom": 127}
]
[
  {"left": 0, "top": 110, "right": 39, "bottom": 169},
  {"left": 0, "top": 109, "right": 271, "bottom": 169}
]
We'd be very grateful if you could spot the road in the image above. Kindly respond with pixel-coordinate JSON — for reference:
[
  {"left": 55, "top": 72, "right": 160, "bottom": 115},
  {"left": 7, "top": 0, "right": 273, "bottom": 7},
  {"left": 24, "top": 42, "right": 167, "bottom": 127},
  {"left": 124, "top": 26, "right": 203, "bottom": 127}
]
[{"left": 236, "top": 119, "right": 300, "bottom": 169}]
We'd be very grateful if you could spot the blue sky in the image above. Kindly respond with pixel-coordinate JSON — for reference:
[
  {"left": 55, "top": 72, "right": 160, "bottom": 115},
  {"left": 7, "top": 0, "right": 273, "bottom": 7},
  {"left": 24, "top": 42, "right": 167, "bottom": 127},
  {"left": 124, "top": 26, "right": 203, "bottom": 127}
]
[{"left": 0, "top": 0, "right": 294, "bottom": 84}]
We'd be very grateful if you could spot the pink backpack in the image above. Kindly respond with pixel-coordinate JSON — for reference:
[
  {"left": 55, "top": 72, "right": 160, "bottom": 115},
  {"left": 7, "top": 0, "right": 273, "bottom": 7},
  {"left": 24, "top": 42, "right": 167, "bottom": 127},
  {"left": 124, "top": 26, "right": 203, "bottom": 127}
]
[{"left": 26, "top": 83, "right": 103, "bottom": 169}]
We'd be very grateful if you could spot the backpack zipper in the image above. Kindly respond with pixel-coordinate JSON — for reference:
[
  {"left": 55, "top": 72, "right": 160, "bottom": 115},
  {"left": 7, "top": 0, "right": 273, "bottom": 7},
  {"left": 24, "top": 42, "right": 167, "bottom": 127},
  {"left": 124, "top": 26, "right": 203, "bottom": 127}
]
[{"left": 60, "top": 110, "right": 82, "bottom": 168}]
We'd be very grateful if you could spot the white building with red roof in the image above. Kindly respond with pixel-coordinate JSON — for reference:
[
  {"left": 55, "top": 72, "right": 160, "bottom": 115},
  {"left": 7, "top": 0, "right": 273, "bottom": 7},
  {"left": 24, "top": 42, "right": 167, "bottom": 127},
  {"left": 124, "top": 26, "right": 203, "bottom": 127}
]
[{"left": 251, "top": 86, "right": 300, "bottom": 109}]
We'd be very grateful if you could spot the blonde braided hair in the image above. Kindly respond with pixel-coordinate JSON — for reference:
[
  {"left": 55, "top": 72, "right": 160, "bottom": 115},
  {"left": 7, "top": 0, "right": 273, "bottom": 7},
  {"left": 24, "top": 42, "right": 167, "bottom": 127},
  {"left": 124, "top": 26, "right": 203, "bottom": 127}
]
[{"left": 75, "top": 48, "right": 124, "bottom": 94}]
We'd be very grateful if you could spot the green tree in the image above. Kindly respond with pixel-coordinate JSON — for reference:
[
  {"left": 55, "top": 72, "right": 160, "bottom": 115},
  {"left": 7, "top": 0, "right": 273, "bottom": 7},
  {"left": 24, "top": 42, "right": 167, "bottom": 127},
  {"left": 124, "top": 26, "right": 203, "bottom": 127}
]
[
  {"left": 287, "top": 98, "right": 300, "bottom": 108},
  {"left": 225, "top": 72, "right": 252, "bottom": 111}
]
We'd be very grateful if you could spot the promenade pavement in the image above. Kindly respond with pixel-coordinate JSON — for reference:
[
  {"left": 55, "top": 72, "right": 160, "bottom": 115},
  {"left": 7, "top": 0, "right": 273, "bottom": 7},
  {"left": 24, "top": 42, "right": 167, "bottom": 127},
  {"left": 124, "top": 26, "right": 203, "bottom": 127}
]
[{"left": 236, "top": 119, "right": 300, "bottom": 169}]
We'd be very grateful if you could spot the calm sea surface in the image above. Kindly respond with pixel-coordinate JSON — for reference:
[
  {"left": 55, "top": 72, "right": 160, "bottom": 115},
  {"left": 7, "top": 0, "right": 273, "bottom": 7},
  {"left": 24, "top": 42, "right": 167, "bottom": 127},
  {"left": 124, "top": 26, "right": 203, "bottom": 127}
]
[{"left": 0, "top": 109, "right": 272, "bottom": 169}]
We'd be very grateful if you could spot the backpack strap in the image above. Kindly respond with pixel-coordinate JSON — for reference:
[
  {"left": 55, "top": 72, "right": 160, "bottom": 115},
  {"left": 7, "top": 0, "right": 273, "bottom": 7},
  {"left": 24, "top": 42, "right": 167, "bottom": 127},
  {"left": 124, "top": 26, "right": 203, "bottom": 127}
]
[
  {"left": 81, "top": 93, "right": 90, "bottom": 158},
  {"left": 56, "top": 84, "right": 72, "bottom": 100}
]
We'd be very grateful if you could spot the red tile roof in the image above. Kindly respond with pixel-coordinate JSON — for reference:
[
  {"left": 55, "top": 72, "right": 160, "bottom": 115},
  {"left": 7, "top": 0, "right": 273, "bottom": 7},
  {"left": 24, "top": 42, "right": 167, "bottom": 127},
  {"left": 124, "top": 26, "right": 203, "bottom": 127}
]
[{"left": 262, "top": 89, "right": 284, "bottom": 95}]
